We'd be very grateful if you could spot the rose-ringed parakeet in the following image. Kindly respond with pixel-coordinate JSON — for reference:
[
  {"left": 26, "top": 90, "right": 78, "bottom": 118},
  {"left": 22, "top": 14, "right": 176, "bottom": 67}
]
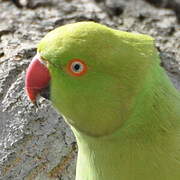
[{"left": 25, "top": 21, "right": 180, "bottom": 180}]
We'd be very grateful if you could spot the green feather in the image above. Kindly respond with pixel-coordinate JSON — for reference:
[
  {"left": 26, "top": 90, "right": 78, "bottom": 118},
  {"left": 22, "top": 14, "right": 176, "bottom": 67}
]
[{"left": 38, "top": 21, "right": 180, "bottom": 180}]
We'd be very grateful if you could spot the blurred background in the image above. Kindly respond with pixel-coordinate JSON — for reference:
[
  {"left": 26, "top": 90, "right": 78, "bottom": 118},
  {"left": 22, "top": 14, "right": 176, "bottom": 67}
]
[{"left": 0, "top": 0, "right": 180, "bottom": 179}]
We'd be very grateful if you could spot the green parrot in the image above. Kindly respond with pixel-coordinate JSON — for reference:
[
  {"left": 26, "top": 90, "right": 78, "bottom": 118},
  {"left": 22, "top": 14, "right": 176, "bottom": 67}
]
[{"left": 25, "top": 21, "right": 180, "bottom": 180}]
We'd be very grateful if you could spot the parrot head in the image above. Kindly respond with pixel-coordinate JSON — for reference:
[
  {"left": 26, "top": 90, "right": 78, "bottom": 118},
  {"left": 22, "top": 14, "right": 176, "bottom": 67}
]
[{"left": 25, "top": 21, "right": 157, "bottom": 136}]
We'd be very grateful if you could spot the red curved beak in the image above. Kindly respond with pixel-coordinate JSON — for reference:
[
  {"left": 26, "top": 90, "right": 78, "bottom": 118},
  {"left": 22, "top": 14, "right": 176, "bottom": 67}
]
[{"left": 25, "top": 55, "right": 51, "bottom": 103}]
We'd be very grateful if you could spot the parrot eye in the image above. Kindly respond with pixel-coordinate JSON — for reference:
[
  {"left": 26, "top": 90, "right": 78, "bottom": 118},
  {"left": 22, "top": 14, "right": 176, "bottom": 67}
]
[{"left": 66, "top": 59, "right": 87, "bottom": 77}]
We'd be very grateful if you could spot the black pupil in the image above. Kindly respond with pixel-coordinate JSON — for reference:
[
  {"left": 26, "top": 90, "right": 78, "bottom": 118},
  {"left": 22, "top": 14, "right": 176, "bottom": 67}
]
[{"left": 73, "top": 64, "right": 81, "bottom": 71}]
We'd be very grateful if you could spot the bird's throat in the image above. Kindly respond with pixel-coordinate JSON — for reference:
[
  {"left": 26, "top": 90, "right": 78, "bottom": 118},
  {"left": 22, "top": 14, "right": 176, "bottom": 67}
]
[{"left": 71, "top": 67, "right": 180, "bottom": 180}]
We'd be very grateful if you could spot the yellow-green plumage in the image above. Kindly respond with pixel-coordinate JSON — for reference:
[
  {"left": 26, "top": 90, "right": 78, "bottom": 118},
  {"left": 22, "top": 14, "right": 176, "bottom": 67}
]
[{"left": 38, "top": 22, "right": 180, "bottom": 180}]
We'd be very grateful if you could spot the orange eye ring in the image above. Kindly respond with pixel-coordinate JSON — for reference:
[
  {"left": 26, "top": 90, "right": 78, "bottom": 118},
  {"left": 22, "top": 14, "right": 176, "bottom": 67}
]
[{"left": 66, "top": 59, "right": 87, "bottom": 77}]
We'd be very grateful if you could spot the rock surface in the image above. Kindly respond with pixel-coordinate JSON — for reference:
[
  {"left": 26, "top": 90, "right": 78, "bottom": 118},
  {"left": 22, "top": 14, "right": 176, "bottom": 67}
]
[{"left": 0, "top": 0, "right": 179, "bottom": 179}]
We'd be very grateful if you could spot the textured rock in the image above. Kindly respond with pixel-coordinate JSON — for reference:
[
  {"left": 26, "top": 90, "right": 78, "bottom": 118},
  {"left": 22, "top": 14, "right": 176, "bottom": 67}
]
[{"left": 0, "top": 0, "right": 179, "bottom": 179}]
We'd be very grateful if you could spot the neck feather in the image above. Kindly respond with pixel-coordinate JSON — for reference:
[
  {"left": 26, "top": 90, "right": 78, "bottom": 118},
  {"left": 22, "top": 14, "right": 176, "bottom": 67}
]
[{"left": 71, "top": 66, "right": 180, "bottom": 180}]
